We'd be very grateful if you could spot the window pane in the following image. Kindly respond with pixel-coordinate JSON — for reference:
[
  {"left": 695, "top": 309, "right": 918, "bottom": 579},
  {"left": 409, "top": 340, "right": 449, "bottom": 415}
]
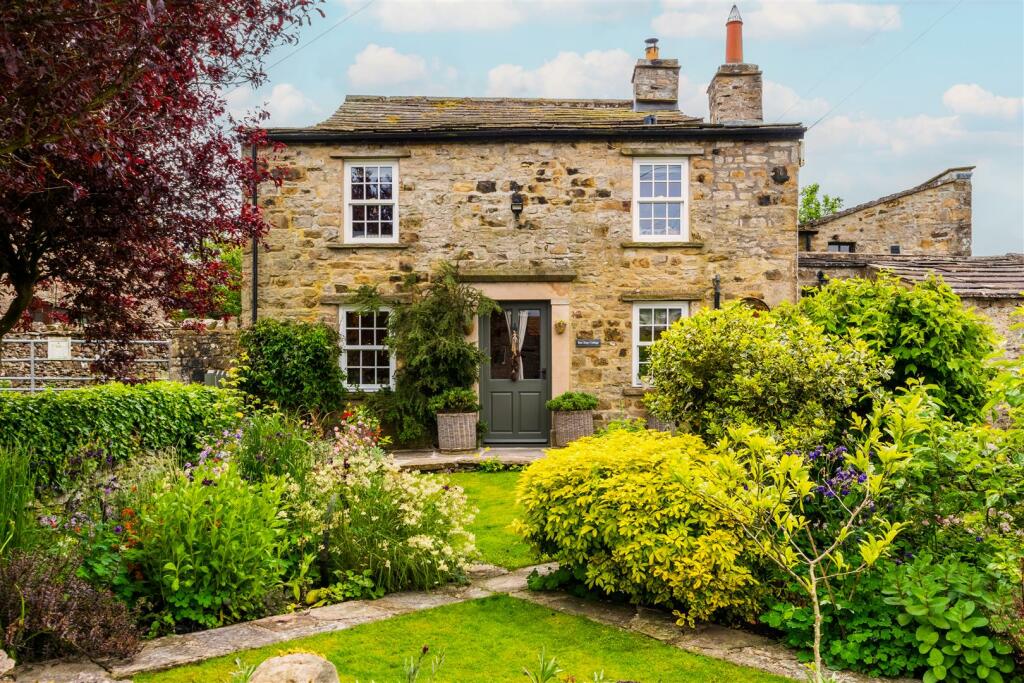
[
  {"left": 654, "top": 309, "right": 667, "bottom": 325},
  {"left": 639, "top": 219, "right": 652, "bottom": 235},
  {"left": 379, "top": 166, "right": 393, "bottom": 182},
  {"left": 365, "top": 167, "right": 377, "bottom": 181},
  {"left": 668, "top": 164, "right": 682, "bottom": 180},
  {"left": 376, "top": 368, "right": 390, "bottom": 384},
  {"left": 667, "top": 218, "right": 681, "bottom": 234},
  {"left": 365, "top": 184, "right": 378, "bottom": 199},
  {"left": 639, "top": 164, "right": 653, "bottom": 181},
  {"left": 639, "top": 308, "right": 652, "bottom": 325},
  {"left": 653, "top": 165, "right": 667, "bottom": 181},
  {"left": 668, "top": 181, "right": 682, "bottom": 197},
  {"left": 345, "top": 329, "right": 359, "bottom": 345},
  {"left": 350, "top": 167, "right": 364, "bottom": 182},
  {"left": 640, "top": 181, "right": 653, "bottom": 198},
  {"left": 380, "top": 221, "right": 394, "bottom": 237},
  {"left": 639, "top": 326, "right": 652, "bottom": 342},
  {"left": 639, "top": 203, "right": 653, "bottom": 218},
  {"left": 381, "top": 205, "right": 393, "bottom": 221},
  {"left": 367, "top": 206, "right": 379, "bottom": 221},
  {"left": 669, "top": 308, "right": 683, "bottom": 323},
  {"left": 377, "top": 311, "right": 390, "bottom": 326},
  {"left": 655, "top": 181, "right": 668, "bottom": 197},
  {"left": 352, "top": 222, "right": 365, "bottom": 237},
  {"left": 351, "top": 184, "right": 364, "bottom": 200},
  {"left": 668, "top": 203, "right": 681, "bottom": 218},
  {"left": 376, "top": 350, "right": 389, "bottom": 366},
  {"left": 653, "top": 203, "right": 666, "bottom": 218},
  {"left": 379, "top": 183, "right": 392, "bottom": 200}
]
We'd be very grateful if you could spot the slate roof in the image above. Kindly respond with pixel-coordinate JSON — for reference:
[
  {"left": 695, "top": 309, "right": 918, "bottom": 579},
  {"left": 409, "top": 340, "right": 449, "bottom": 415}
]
[
  {"left": 799, "top": 253, "right": 1024, "bottom": 299},
  {"left": 266, "top": 95, "right": 804, "bottom": 141}
]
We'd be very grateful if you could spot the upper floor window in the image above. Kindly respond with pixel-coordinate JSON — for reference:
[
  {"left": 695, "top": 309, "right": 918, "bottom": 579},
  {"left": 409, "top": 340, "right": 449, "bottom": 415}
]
[
  {"left": 344, "top": 160, "right": 399, "bottom": 244},
  {"left": 633, "top": 159, "right": 689, "bottom": 241},
  {"left": 827, "top": 241, "right": 855, "bottom": 253},
  {"left": 632, "top": 301, "right": 690, "bottom": 386}
]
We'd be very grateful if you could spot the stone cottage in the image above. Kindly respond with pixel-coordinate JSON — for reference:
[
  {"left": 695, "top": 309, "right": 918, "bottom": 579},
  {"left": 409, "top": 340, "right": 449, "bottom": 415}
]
[{"left": 247, "top": 7, "right": 806, "bottom": 441}]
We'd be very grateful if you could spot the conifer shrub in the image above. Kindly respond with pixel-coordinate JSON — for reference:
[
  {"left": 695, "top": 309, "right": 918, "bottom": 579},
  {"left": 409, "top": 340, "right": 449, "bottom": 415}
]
[{"left": 517, "top": 428, "right": 765, "bottom": 624}]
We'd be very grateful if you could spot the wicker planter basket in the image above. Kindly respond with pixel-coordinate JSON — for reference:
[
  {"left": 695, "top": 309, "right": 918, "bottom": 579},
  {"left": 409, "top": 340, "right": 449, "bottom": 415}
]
[
  {"left": 436, "top": 412, "right": 477, "bottom": 452},
  {"left": 551, "top": 409, "right": 594, "bottom": 447}
]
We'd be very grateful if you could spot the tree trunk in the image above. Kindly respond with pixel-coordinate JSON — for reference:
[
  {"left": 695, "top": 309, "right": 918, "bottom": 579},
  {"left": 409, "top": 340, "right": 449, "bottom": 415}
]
[{"left": 809, "top": 567, "right": 824, "bottom": 683}]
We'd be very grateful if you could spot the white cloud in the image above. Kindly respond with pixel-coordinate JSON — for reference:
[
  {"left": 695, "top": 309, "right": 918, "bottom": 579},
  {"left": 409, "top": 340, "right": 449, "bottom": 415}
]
[
  {"left": 347, "top": 44, "right": 429, "bottom": 88},
  {"left": 486, "top": 49, "right": 634, "bottom": 99},
  {"left": 224, "top": 83, "right": 322, "bottom": 126},
  {"left": 654, "top": 0, "right": 901, "bottom": 40},
  {"left": 942, "top": 83, "right": 1023, "bottom": 120},
  {"left": 763, "top": 81, "right": 830, "bottom": 122},
  {"left": 811, "top": 113, "right": 964, "bottom": 154}
]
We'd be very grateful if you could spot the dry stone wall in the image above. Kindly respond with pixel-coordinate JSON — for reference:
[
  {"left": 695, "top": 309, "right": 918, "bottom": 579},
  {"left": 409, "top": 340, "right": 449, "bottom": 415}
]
[{"left": 246, "top": 137, "right": 800, "bottom": 420}]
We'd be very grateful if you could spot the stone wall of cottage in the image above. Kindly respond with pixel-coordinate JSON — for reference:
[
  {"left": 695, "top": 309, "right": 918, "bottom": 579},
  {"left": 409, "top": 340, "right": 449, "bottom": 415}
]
[
  {"left": 803, "top": 175, "right": 972, "bottom": 256},
  {"left": 245, "top": 138, "right": 801, "bottom": 420}
]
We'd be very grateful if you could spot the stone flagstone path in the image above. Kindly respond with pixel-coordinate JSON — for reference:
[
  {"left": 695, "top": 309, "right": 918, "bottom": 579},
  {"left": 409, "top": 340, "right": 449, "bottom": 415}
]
[{"left": 12, "top": 562, "right": 914, "bottom": 683}]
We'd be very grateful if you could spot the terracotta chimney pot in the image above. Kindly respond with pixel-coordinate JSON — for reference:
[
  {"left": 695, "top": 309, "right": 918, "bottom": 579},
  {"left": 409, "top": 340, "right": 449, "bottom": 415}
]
[{"left": 726, "top": 5, "right": 743, "bottom": 64}]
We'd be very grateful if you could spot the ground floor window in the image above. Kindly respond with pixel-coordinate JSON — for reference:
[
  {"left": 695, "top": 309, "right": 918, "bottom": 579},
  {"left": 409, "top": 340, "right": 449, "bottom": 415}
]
[
  {"left": 632, "top": 301, "right": 690, "bottom": 386},
  {"left": 340, "top": 307, "right": 394, "bottom": 391}
]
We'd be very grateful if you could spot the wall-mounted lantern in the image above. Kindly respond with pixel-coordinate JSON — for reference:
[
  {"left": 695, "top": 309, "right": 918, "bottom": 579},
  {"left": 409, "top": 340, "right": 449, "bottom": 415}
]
[{"left": 510, "top": 192, "right": 525, "bottom": 221}]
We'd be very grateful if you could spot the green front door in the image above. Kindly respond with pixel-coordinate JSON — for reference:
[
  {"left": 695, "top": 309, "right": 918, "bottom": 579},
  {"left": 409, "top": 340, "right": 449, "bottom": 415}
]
[{"left": 479, "top": 302, "right": 551, "bottom": 444}]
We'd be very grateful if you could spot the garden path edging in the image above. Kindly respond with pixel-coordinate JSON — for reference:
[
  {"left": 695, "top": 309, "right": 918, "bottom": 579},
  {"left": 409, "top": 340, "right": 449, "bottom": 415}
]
[{"left": 11, "top": 561, "right": 915, "bottom": 683}]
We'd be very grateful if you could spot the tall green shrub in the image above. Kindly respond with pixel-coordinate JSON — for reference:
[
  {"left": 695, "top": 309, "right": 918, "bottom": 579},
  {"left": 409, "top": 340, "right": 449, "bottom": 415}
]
[
  {"left": 800, "top": 273, "right": 998, "bottom": 421},
  {"left": 644, "top": 303, "right": 889, "bottom": 446},
  {"left": 356, "top": 261, "right": 498, "bottom": 443},
  {"left": 237, "top": 319, "right": 347, "bottom": 417},
  {"left": 0, "top": 382, "right": 242, "bottom": 489},
  {"left": 127, "top": 462, "right": 288, "bottom": 631}
]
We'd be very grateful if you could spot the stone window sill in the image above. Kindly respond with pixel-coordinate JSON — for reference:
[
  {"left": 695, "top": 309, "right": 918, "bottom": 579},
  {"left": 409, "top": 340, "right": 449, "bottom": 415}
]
[
  {"left": 620, "top": 241, "right": 704, "bottom": 249},
  {"left": 326, "top": 242, "right": 410, "bottom": 250},
  {"left": 622, "top": 386, "right": 653, "bottom": 397}
]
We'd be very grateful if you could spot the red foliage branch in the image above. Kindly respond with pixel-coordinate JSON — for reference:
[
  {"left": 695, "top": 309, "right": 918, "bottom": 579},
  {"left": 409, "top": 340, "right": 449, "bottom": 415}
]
[{"left": 0, "top": 0, "right": 321, "bottom": 371}]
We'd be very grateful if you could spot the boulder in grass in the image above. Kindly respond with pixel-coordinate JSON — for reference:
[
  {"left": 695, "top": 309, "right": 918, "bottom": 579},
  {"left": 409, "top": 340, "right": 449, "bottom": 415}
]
[{"left": 249, "top": 653, "right": 339, "bottom": 683}]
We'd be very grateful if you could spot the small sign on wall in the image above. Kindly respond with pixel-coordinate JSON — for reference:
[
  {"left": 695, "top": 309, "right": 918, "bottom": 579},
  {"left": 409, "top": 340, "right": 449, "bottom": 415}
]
[
  {"left": 47, "top": 337, "right": 72, "bottom": 360},
  {"left": 575, "top": 338, "right": 601, "bottom": 348}
]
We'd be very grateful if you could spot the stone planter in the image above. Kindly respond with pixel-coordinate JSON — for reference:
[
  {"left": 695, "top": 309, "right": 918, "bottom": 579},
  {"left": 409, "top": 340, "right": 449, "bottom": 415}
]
[
  {"left": 436, "top": 412, "right": 477, "bottom": 451},
  {"left": 551, "top": 409, "right": 594, "bottom": 447}
]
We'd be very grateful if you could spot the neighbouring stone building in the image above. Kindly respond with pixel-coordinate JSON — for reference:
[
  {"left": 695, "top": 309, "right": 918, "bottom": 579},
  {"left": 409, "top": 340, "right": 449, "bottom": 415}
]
[
  {"left": 798, "top": 167, "right": 974, "bottom": 256},
  {"left": 243, "top": 5, "right": 1020, "bottom": 440},
  {"left": 796, "top": 167, "right": 1023, "bottom": 357},
  {"left": 247, "top": 8, "right": 804, "bottom": 440}
]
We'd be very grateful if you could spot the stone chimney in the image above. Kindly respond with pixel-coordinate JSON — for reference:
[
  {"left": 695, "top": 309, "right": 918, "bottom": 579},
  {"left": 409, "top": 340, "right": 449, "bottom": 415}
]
[
  {"left": 632, "top": 38, "right": 680, "bottom": 111},
  {"left": 707, "top": 5, "right": 763, "bottom": 124}
]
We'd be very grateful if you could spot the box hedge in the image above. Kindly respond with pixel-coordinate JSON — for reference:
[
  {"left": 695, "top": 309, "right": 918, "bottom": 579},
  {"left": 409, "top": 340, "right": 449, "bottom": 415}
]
[{"left": 0, "top": 382, "right": 243, "bottom": 489}]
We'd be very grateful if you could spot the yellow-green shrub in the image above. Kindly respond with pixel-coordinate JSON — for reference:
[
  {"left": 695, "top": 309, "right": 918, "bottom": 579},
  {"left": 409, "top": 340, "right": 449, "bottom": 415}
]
[{"left": 516, "top": 429, "right": 764, "bottom": 624}]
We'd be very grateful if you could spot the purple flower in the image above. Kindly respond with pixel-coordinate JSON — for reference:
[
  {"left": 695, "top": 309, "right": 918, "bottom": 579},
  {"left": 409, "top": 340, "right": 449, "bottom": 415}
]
[
  {"left": 201, "top": 478, "right": 215, "bottom": 487},
  {"left": 114, "top": 525, "right": 124, "bottom": 534}
]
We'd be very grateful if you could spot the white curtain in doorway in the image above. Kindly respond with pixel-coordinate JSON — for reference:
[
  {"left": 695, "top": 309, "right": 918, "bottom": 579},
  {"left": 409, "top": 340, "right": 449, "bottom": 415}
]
[{"left": 503, "top": 309, "right": 530, "bottom": 380}]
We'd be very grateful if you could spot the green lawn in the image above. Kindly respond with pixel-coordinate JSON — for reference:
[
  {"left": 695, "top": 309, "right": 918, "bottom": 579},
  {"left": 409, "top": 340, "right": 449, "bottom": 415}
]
[
  {"left": 137, "top": 595, "right": 788, "bottom": 683},
  {"left": 447, "top": 470, "right": 537, "bottom": 569}
]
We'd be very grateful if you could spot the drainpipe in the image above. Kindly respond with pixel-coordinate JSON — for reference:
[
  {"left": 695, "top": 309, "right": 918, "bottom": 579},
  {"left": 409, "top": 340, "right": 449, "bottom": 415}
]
[
  {"left": 713, "top": 274, "right": 722, "bottom": 309},
  {"left": 250, "top": 141, "right": 259, "bottom": 324}
]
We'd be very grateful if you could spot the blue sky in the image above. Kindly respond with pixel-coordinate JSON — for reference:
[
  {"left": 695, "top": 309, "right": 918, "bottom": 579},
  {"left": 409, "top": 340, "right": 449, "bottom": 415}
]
[{"left": 228, "top": 0, "right": 1024, "bottom": 254}]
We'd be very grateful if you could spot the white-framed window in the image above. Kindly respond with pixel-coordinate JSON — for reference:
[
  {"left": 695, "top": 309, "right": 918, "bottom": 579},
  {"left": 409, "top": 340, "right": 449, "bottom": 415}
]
[
  {"left": 632, "top": 158, "right": 689, "bottom": 241},
  {"left": 340, "top": 307, "right": 395, "bottom": 391},
  {"left": 343, "top": 160, "right": 399, "bottom": 244},
  {"left": 632, "top": 301, "right": 690, "bottom": 386}
]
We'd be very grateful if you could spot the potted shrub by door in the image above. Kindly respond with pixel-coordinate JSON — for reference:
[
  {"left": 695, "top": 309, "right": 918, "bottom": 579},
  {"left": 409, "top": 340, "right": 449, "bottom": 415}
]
[
  {"left": 430, "top": 388, "right": 481, "bottom": 452},
  {"left": 546, "top": 391, "right": 599, "bottom": 447}
]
